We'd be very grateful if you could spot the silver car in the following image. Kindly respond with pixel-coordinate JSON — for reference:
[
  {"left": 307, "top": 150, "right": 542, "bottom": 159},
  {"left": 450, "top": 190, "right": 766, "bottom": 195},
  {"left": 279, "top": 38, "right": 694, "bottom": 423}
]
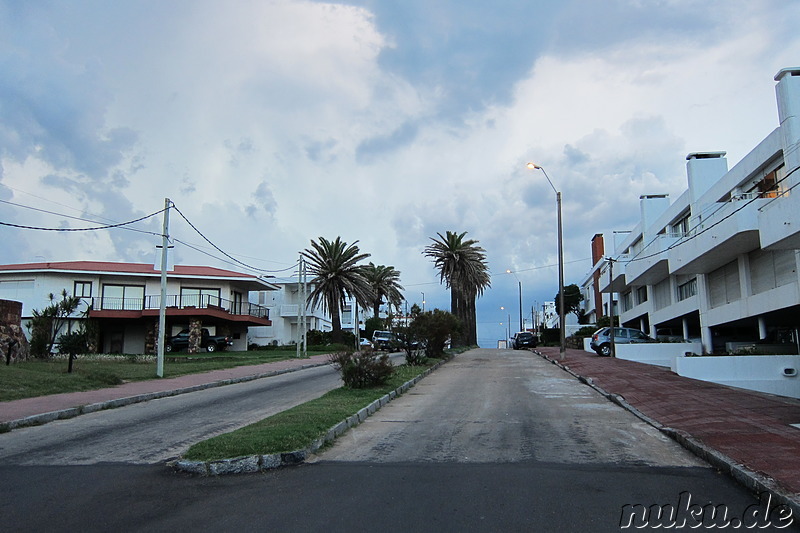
[{"left": 590, "top": 327, "right": 656, "bottom": 356}]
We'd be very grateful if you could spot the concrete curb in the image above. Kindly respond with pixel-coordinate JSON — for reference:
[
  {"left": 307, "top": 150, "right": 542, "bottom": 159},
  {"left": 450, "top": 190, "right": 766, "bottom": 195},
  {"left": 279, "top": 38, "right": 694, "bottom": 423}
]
[
  {"left": 1, "top": 361, "right": 330, "bottom": 432},
  {"left": 172, "top": 360, "right": 447, "bottom": 476},
  {"left": 533, "top": 350, "right": 800, "bottom": 517}
]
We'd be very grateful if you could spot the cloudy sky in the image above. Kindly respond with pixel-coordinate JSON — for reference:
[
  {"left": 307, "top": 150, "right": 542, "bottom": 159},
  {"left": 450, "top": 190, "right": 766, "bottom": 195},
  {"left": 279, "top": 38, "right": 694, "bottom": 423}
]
[{"left": 1, "top": 0, "right": 799, "bottom": 346}]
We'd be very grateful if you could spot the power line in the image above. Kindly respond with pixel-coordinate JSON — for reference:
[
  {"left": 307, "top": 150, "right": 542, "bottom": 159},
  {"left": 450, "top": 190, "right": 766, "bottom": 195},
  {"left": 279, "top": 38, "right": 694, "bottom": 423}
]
[
  {"left": 170, "top": 203, "right": 298, "bottom": 275},
  {"left": 0, "top": 205, "right": 167, "bottom": 233}
]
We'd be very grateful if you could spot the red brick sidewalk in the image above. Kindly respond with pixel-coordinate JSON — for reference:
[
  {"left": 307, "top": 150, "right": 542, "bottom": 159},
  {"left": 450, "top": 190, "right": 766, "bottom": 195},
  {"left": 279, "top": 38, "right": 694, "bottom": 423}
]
[
  {"left": 0, "top": 354, "right": 332, "bottom": 427},
  {"left": 537, "top": 347, "right": 800, "bottom": 501}
]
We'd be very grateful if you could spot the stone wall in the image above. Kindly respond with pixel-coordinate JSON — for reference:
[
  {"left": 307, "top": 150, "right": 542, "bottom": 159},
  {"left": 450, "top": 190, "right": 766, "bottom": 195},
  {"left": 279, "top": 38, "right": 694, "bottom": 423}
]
[{"left": 0, "top": 299, "right": 30, "bottom": 364}]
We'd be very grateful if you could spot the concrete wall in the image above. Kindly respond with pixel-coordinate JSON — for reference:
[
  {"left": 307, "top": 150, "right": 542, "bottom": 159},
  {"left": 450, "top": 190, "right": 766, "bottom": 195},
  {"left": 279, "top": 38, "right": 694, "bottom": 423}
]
[
  {"left": 615, "top": 342, "right": 702, "bottom": 368},
  {"left": 675, "top": 355, "right": 800, "bottom": 399}
]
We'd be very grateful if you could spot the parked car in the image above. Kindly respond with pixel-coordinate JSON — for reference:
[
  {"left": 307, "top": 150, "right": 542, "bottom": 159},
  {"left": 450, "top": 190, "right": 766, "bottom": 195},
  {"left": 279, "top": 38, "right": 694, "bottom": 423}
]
[
  {"left": 371, "top": 330, "right": 396, "bottom": 351},
  {"left": 166, "top": 328, "right": 232, "bottom": 353},
  {"left": 359, "top": 338, "right": 373, "bottom": 349},
  {"left": 511, "top": 331, "right": 537, "bottom": 350},
  {"left": 590, "top": 327, "right": 656, "bottom": 356}
]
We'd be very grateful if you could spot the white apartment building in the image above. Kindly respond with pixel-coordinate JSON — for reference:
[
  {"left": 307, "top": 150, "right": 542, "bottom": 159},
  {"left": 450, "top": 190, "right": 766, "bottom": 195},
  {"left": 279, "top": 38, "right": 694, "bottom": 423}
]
[
  {"left": 586, "top": 68, "right": 800, "bottom": 354},
  {"left": 249, "top": 282, "right": 332, "bottom": 346}
]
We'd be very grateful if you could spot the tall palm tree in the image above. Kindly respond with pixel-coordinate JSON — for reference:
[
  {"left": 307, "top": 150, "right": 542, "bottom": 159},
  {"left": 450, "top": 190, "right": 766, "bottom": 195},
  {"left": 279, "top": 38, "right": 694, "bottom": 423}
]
[
  {"left": 301, "top": 236, "right": 372, "bottom": 343},
  {"left": 363, "top": 263, "right": 405, "bottom": 320},
  {"left": 424, "top": 231, "right": 490, "bottom": 347}
]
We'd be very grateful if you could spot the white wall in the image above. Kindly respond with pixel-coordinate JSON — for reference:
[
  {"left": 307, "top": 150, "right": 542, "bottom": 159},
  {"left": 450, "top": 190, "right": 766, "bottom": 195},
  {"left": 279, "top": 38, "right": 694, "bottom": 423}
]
[
  {"left": 614, "top": 342, "right": 702, "bottom": 367},
  {"left": 675, "top": 355, "right": 800, "bottom": 399}
]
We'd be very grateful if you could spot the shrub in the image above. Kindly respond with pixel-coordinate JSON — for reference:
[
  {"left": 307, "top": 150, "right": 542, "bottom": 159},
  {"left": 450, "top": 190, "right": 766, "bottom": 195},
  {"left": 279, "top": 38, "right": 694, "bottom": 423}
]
[
  {"left": 328, "top": 351, "right": 394, "bottom": 388},
  {"left": 412, "top": 309, "right": 461, "bottom": 358}
]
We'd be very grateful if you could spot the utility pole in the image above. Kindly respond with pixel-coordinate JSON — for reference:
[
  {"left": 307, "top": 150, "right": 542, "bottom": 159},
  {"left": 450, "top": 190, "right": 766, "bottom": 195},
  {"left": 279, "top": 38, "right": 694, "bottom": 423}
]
[
  {"left": 607, "top": 257, "right": 616, "bottom": 357},
  {"left": 296, "top": 255, "right": 307, "bottom": 358},
  {"left": 156, "top": 198, "right": 171, "bottom": 378}
]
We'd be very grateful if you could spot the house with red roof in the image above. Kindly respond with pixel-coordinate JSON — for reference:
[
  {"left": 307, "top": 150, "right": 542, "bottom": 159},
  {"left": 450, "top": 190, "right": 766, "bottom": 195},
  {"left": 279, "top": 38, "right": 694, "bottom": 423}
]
[{"left": 0, "top": 261, "right": 279, "bottom": 354}]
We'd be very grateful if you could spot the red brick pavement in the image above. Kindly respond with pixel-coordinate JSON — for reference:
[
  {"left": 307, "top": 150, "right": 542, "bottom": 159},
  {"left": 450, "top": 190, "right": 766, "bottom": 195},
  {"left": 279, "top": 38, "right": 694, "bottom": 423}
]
[{"left": 537, "top": 347, "right": 800, "bottom": 497}]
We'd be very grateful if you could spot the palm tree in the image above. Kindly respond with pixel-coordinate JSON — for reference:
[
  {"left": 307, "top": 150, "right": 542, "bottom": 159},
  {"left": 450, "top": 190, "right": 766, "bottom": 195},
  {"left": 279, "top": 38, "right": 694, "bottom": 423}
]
[
  {"left": 363, "top": 263, "right": 405, "bottom": 320},
  {"left": 423, "top": 231, "right": 490, "bottom": 347},
  {"left": 301, "top": 237, "right": 373, "bottom": 343}
]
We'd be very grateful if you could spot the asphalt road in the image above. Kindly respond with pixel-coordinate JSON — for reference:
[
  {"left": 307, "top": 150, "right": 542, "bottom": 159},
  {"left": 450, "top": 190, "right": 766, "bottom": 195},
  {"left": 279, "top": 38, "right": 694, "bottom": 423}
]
[{"left": 1, "top": 349, "right": 796, "bottom": 532}]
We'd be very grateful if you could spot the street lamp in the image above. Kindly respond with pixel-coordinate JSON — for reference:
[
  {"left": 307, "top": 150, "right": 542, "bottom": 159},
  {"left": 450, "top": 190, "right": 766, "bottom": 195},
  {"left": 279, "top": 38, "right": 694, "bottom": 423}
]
[
  {"left": 421, "top": 292, "right": 425, "bottom": 313},
  {"left": 506, "top": 269, "right": 523, "bottom": 333},
  {"left": 527, "top": 162, "right": 566, "bottom": 360}
]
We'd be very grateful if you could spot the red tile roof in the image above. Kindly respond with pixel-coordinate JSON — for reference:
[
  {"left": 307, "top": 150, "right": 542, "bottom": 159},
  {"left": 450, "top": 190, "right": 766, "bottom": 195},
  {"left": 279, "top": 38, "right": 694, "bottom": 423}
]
[{"left": 0, "top": 261, "right": 267, "bottom": 280}]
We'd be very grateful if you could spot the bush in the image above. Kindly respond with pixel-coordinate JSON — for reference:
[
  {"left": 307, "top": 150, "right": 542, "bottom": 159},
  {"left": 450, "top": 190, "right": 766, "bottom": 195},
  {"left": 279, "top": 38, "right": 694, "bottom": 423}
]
[
  {"left": 328, "top": 351, "right": 394, "bottom": 388},
  {"left": 412, "top": 309, "right": 461, "bottom": 358}
]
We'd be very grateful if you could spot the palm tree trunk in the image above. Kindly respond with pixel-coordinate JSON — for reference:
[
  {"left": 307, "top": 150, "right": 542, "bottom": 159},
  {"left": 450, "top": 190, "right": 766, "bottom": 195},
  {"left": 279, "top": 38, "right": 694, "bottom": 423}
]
[{"left": 330, "top": 301, "right": 342, "bottom": 344}]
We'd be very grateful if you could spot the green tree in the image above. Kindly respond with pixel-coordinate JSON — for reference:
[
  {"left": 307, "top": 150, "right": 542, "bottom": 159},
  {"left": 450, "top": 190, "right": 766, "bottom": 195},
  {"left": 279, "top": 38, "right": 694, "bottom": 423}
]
[
  {"left": 424, "top": 231, "right": 490, "bottom": 347},
  {"left": 28, "top": 290, "right": 83, "bottom": 358},
  {"left": 362, "top": 263, "right": 404, "bottom": 319},
  {"left": 555, "top": 283, "right": 584, "bottom": 321},
  {"left": 412, "top": 309, "right": 461, "bottom": 358},
  {"left": 301, "top": 236, "right": 373, "bottom": 343}
]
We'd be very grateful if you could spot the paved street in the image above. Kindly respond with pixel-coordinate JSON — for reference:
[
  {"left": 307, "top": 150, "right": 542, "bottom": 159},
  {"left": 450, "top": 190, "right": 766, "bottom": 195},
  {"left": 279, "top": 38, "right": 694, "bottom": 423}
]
[
  {"left": 319, "top": 348, "right": 703, "bottom": 466},
  {"left": 0, "top": 364, "right": 343, "bottom": 464},
  {"left": 2, "top": 348, "right": 794, "bottom": 532}
]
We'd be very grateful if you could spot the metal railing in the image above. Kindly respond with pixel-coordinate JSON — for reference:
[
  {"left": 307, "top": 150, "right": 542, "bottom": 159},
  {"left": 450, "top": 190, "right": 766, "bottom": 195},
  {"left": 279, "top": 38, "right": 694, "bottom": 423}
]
[{"left": 92, "top": 294, "right": 269, "bottom": 319}]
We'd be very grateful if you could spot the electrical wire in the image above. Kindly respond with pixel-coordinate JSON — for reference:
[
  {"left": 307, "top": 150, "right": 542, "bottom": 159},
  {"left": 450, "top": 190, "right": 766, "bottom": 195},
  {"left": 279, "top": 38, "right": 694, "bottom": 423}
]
[
  {"left": 170, "top": 203, "right": 299, "bottom": 274},
  {"left": 0, "top": 205, "right": 167, "bottom": 234}
]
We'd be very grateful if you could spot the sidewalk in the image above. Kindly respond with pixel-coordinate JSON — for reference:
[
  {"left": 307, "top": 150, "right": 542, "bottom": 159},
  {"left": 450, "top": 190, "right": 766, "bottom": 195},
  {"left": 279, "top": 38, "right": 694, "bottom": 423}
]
[
  {"left": 0, "top": 354, "right": 332, "bottom": 430},
  {"left": 537, "top": 346, "right": 800, "bottom": 512}
]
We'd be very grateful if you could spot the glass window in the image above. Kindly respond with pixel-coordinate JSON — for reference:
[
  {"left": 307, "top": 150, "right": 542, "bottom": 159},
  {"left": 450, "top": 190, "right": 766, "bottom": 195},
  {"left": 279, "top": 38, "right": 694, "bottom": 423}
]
[
  {"left": 180, "top": 287, "right": 221, "bottom": 307},
  {"left": 101, "top": 285, "right": 144, "bottom": 310},
  {"left": 74, "top": 281, "right": 92, "bottom": 298}
]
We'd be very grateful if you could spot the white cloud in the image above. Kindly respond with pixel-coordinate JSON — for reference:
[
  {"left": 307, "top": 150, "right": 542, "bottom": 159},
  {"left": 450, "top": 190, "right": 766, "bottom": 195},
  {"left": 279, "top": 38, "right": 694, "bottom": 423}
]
[{"left": 2, "top": 0, "right": 800, "bottom": 345}]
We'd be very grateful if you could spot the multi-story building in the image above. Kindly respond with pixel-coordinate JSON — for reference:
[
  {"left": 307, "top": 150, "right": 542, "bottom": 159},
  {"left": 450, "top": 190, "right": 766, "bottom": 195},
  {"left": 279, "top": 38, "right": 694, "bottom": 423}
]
[
  {"left": 586, "top": 68, "right": 800, "bottom": 354},
  {"left": 0, "top": 261, "right": 278, "bottom": 353},
  {"left": 249, "top": 282, "right": 332, "bottom": 346}
]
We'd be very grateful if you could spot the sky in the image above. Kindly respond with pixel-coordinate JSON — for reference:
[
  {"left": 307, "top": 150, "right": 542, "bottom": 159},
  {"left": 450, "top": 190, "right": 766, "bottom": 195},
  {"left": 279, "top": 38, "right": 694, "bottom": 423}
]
[{"left": 1, "top": 0, "right": 799, "bottom": 347}]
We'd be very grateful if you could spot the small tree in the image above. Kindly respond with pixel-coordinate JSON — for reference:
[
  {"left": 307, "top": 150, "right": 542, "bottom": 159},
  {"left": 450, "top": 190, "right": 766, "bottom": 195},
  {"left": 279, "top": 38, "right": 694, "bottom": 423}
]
[
  {"left": 555, "top": 284, "right": 584, "bottom": 321},
  {"left": 28, "top": 290, "right": 83, "bottom": 358},
  {"left": 394, "top": 323, "right": 426, "bottom": 365},
  {"left": 58, "top": 330, "right": 88, "bottom": 373}
]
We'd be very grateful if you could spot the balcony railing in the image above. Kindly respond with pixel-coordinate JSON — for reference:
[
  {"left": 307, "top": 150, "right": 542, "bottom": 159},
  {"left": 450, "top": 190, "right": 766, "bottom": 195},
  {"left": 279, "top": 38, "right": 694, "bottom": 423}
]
[{"left": 91, "top": 294, "right": 269, "bottom": 319}]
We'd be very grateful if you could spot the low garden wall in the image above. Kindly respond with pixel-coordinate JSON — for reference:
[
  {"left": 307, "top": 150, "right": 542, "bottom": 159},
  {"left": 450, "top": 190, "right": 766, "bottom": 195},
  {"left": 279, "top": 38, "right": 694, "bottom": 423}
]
[{"left": 675, "top": 355, "right": 800, "bottom": 399}]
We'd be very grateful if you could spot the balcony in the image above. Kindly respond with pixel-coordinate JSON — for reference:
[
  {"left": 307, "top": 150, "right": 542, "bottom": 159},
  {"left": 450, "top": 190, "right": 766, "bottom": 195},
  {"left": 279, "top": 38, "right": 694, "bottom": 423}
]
[
  {"left": 758, "top": 192, "right": 800, "bottom": 250},
  {"left": 599, "top": 253, "right": 629, "bottom": 293},
  {"left": 88, "top": 294, "right": 271, "bottom": 325},
  {"left": 625, "top": 234, "right": 679, "bottom": 285},
  {"left": 669, "top": 198, "right": 767, "bottom": 275}
]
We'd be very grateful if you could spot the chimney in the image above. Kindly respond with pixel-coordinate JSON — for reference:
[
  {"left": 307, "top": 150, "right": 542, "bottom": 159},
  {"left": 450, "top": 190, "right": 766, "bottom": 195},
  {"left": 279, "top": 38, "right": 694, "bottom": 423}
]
[
  {"left": 639, "top": 194, "right": 670, "bottom": 243},
  {"left": 775, "top": 68, "right": 800, "bottom": 188},
  {"left": 686, "top": 152, "right": 728, "bottom": 205},
  {"left": 590, "top": 234, "right": 605, "bottom": 320}
]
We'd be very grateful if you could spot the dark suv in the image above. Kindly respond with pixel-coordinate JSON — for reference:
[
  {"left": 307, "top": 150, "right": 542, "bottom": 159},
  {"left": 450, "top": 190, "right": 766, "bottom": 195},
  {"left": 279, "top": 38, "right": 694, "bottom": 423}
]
[
  {"left": 511, "top": 331, "right": 537, "bottom": 350},
  {"left": 166, "top": 328, "right": 232, "bottom": 353},
  {"left": 590, "top": 327, "right": 655, "bottom": 356}
]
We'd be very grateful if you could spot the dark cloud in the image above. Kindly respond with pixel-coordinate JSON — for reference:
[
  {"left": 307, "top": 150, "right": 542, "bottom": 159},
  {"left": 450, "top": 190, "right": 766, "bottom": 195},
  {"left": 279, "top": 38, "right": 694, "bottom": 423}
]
[{"left": 356, "top": 120, "right": 419, "bottom": 162}]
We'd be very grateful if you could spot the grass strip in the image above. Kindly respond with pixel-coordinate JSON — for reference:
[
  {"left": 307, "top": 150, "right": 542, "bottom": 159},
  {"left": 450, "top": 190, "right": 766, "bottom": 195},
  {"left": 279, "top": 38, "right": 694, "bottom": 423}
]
[
  {"left": 183, "top": 360, "right": 442, "bottom": 461},
  {"left": 0, "top": 349, "right": 330, "bottom": 402}
]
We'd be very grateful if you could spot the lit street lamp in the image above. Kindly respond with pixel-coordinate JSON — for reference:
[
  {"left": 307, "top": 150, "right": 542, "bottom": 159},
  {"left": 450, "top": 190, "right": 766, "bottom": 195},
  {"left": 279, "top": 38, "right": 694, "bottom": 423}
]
[
  {"left": 527, "top": 162, "right": 566, "bottom": 360},
  {"left": 506, "top": 269, "right": 523, "bottom": 333}
]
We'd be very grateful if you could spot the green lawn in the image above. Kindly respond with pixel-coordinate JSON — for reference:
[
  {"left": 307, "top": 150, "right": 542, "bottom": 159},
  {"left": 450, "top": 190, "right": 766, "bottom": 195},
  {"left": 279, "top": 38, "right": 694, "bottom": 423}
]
[
  {"left": 0, "top": 349, "right": 329, "bottom": 402},
  {"left": 183, "top": 361, "right": 440, "bottom": 461}
]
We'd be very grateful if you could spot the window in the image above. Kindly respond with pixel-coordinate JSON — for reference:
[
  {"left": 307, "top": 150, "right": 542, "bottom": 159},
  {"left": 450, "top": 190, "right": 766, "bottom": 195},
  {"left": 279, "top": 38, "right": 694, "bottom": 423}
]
[
  {"left": 0, "top": 280, "right": 34, "bottom": 300},
  {"left": 671, "top": 213, "right": 690, "bottom": 236},
  {"left": 74, "top": 281, "right": 92, "bottom": 298},
  {"left": 749, "top": 249, "right": 796, "bottom": 294},
  {"left": 635, "top": 286, "right": 648, "bottom": 305},
  {"left": 101, "top": 284, "right": 144, "bottom": 310},
  {"left": 748, "top": 162, "right": 787, "bottom": 199},
  {"left": 708, "top": 261, "right": 740, "bottom": 308},
  {"left": 653, "top": 279, "right": 671, "bottom": 310},
  {"left": 180, "top": 287, "right": 221, "bottom": 308},
  {"left": 621, "top": 291, "right": 632, "bottom": 312},
  {"left": 677, "top": 278, "right": 697, "bottom": 301}
]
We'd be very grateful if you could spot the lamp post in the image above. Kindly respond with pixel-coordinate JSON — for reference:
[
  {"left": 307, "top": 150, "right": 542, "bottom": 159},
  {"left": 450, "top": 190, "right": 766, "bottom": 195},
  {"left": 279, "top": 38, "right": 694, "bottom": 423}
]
[
  {"left": 527, "top": 162, "right": 566, "bottom": 360},
  {"left": 421, "top": 292, "right": 425, "bottom": 313},
  {"left": 506, "top": 269, "right": 523, "bottom": 332}
]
